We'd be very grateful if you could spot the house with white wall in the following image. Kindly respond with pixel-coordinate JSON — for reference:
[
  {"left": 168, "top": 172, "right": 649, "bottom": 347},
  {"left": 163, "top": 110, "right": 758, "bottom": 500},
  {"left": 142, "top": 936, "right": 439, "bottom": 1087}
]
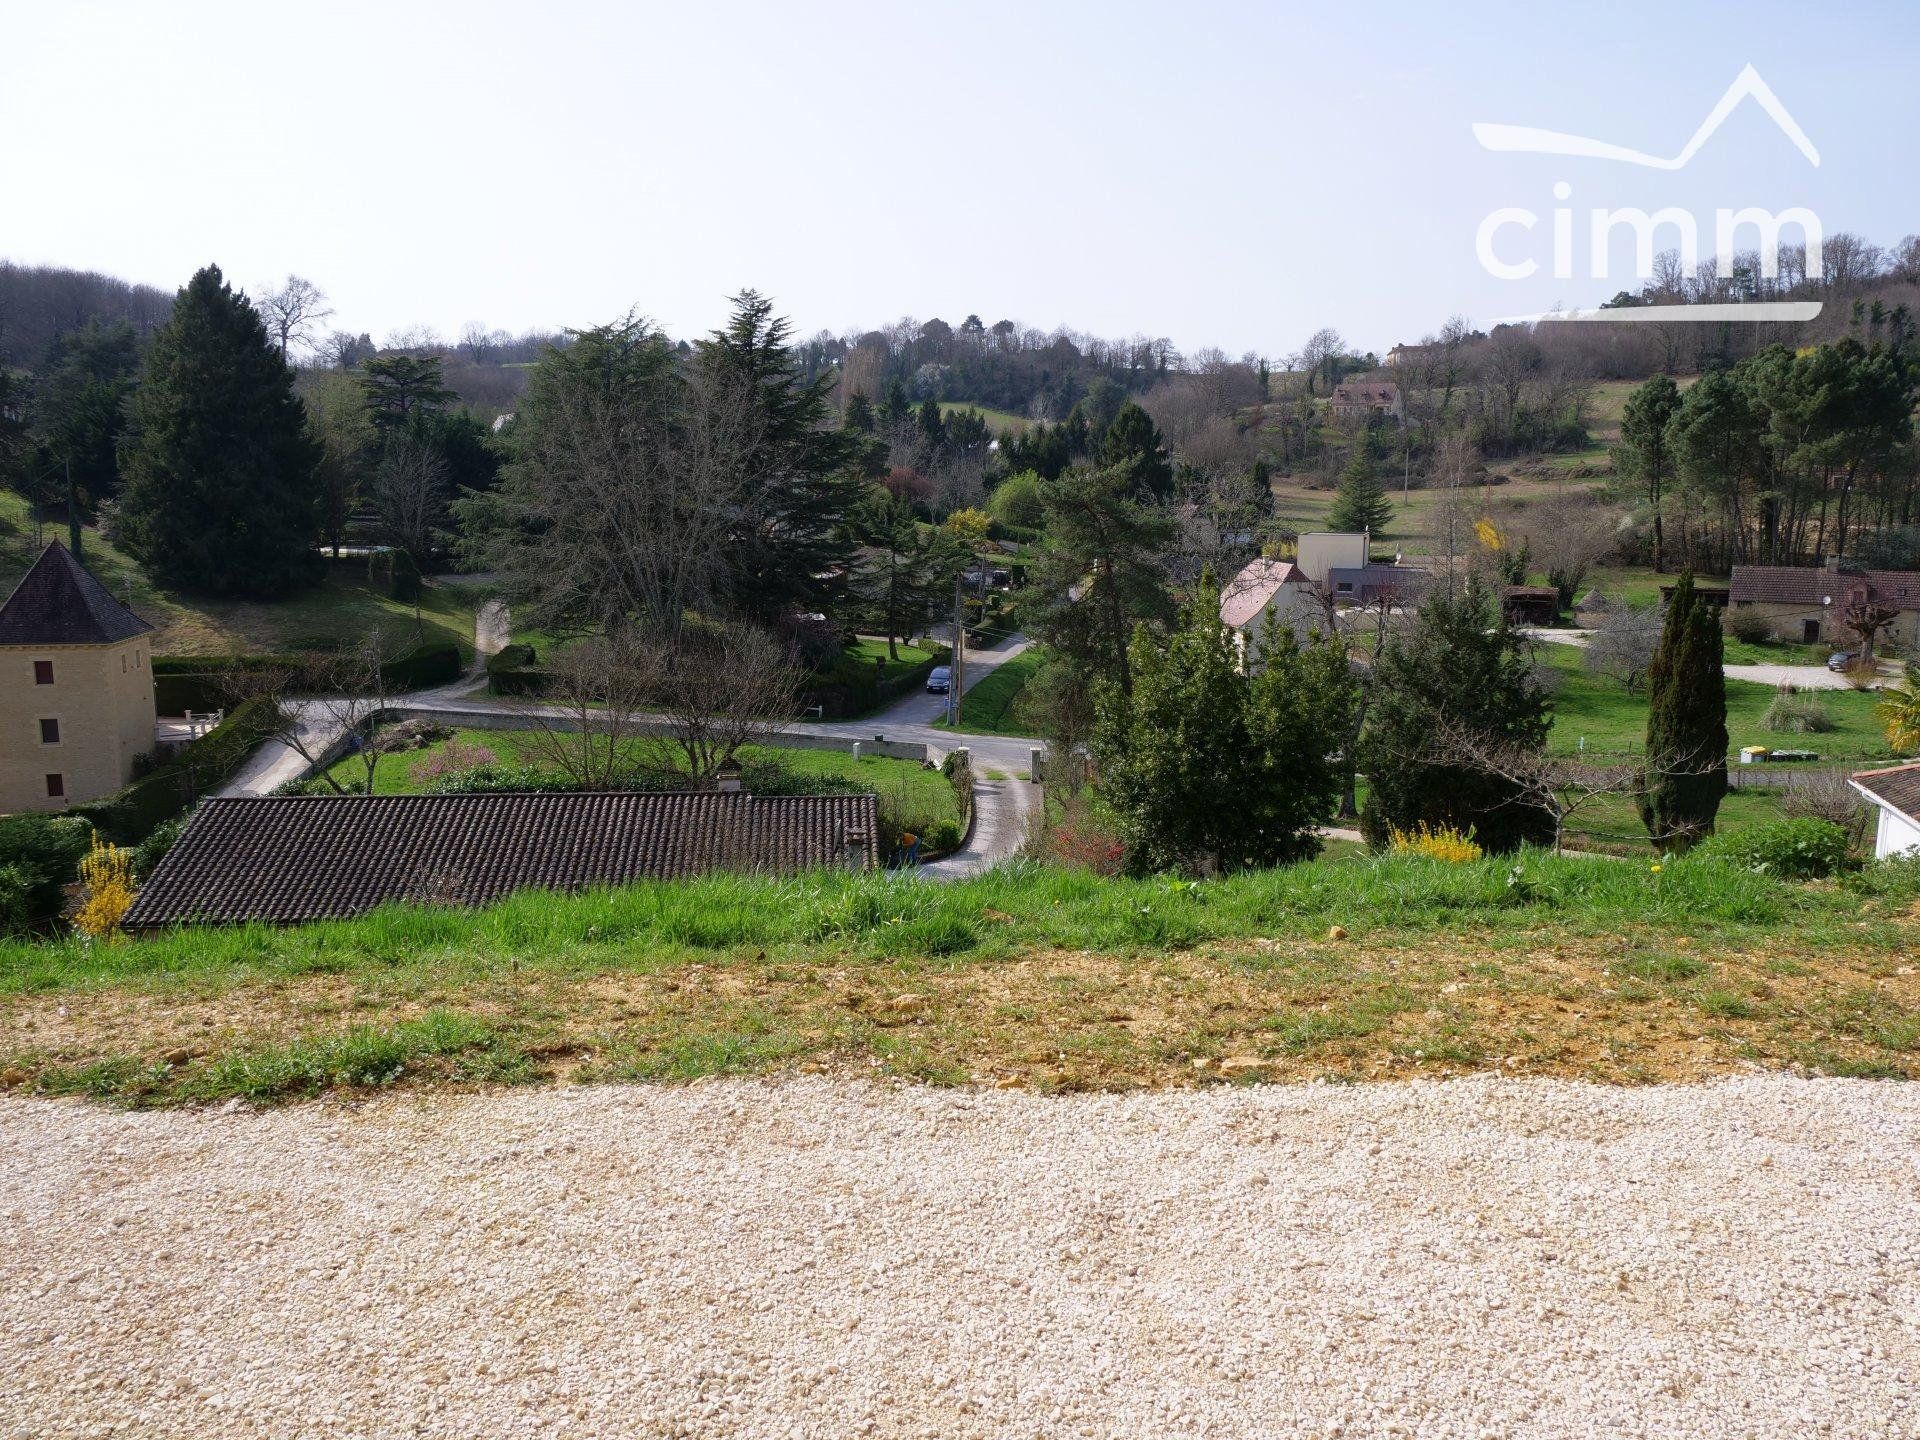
[{"left": 1851, "top": 763, "right": 1920, "bottom": 860}]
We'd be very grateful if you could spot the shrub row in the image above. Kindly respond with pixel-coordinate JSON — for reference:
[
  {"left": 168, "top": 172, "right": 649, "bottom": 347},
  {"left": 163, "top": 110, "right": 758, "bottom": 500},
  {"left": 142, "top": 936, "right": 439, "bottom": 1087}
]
[
  {"left": 68, "top": 696, "right": 285, "bottom": 845},
  {"left": 800, "top": 645, "right": 952, "bottom": 719},
  {"left": 152, "top": 640, "right": 462, "bottom": 714},
  {"left": 485, "top": 643, "right": 550, "bottom": 696}
]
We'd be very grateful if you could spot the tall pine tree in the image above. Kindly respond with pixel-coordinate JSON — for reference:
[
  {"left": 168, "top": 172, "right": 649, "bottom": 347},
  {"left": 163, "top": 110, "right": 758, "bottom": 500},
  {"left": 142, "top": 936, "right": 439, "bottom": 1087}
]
[
  {"left": 115, "top": 265, "right": 321, "bottom": 597},
  {"left": 1327, "top": 447, "right": 1392, "bottom": 535},
  {"left": 1637, "top": 572, "right": 1728, "bottom": 852},
  {"left": 694, "top": 291, "right": 862, "bottom": 623}
]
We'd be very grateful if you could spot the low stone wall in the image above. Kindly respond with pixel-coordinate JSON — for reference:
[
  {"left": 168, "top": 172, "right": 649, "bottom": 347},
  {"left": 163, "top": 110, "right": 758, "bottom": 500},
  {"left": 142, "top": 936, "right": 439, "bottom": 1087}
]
[{"left": 384, "top": 706, "right": 930, "bottom": 765}]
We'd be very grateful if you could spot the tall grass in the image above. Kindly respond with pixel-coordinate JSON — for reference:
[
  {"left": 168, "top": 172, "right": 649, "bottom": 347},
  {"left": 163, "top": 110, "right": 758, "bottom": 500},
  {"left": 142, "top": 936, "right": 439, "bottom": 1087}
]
[{"left": 1, "top": 850, "right": 1893, "bottom": 998}]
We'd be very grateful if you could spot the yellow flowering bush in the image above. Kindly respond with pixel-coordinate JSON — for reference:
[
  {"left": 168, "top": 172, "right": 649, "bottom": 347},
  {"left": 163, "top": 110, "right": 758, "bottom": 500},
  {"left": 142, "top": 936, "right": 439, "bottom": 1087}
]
[
  {"left": 73, "top": 835, "right": 136, "bottom": 940},
  {"left": 1387, "top": 822, "right": 1483, "bottom": 864}
]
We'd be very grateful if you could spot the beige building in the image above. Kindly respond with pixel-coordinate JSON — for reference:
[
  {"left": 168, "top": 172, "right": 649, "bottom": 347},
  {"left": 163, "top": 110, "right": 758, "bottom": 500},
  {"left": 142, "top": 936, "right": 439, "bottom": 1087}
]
[
  {"left": 1220, "top": 557, "right": 1325, "bottom": 668},
  {"left": 1726, "top": 565, "right": 1920, "bottom": 650},
  {"left": 0, "top": 542, "right": 156, "bottom": 814}
]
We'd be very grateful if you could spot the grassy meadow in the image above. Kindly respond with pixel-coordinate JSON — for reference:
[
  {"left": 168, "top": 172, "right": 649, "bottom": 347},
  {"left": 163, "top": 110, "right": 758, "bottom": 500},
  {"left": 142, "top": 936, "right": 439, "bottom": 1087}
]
[
  {"left": 0, "top": 495, "right": 486, "bottom": 661},
  {"left": 315, "top": 727, "right": 962, "bottom": 835},
  {"left": 4, "top": 850, "right": 1918, "bottom": 1105}
]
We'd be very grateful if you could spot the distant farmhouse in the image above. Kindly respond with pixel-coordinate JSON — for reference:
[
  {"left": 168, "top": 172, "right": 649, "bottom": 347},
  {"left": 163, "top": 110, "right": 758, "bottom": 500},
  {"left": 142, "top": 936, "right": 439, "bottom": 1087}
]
[
  {"left": 1727, "top": 564, "right": 1920, "bottom": 648},
  {"left": 126, "top": 791, "right": 879, "bottom": 927},
  {"left": 1329, "top": 382, "right": 1402, "bottom": 420},
  {"left": 0, "top": 542, "right": 156, "bottom": 814}
]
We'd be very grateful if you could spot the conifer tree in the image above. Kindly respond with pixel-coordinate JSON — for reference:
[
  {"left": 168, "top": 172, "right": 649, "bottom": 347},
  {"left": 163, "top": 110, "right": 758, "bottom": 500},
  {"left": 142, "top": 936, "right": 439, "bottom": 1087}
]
[
  {"left": 115, "top": 265, "right": 321, "bottom": 597},
  {"left": 1327, "top": 447, "right": 1392, "bottom": 535},
  {"left": 1098, "top": 400, "right": 1174, "bottom": 502},
  {"left": 1358, "top": 579, "right": 1552, "bottom": 851},
  {"left": 1637, "top": 572, "right": 1729, "bottom": 852}
]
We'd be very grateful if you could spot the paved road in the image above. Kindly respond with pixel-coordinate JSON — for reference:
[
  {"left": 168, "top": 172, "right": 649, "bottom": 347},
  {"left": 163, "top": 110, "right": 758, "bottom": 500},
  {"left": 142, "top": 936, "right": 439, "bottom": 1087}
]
[
  {"left": 1525, "top": 628, "right": 1889, "bottom": 691},
  {"left": 220, "top": 626, "right": 1045, "bottom": 879}
]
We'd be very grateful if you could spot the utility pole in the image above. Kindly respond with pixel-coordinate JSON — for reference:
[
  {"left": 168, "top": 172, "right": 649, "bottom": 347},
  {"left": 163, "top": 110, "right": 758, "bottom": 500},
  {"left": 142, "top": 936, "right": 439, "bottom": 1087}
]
[{"left": 948, "top": 571, "right": 965, "bottom": 726}]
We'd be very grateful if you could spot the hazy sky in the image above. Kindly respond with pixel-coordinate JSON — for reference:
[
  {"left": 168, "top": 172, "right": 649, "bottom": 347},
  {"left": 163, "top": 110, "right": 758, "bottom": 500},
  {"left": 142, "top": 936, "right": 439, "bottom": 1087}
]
[{"left": 4, "top": 0, "right": 1915, "bottom": 358}]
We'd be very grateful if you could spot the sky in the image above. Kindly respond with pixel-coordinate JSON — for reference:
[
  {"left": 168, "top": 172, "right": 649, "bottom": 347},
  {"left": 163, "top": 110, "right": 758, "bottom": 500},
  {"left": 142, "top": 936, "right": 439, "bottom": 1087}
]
[{"left": 3, "top": 0, "right": 1916, "bottom": 360}]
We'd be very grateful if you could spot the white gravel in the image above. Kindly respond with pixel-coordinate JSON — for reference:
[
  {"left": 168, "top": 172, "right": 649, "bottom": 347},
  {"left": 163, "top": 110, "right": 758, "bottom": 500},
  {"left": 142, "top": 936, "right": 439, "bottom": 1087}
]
[{"left": 4, "top": 1076, "right": 1918, "bottom": 1439}]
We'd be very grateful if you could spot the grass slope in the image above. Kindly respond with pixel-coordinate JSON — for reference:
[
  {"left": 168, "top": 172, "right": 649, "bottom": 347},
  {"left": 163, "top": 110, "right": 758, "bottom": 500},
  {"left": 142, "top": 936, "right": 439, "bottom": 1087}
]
[
  {"left": 319, "top": 728, "right": 961, "bottom": 835},
  {"left": 937, "top": 647, "right": 1045, "bottom": 737},
  {"left": 0, "top": 494, "right": 484, "bottom": 660},
  {"left": 5, "top": 851, "right": 1918, "bottom": 1104}
]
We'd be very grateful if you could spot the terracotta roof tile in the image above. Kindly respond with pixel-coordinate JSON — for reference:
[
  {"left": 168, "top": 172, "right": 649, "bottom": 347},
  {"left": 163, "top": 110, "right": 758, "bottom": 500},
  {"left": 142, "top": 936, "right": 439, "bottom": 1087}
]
[
  {"left": 1729, "top": 566, "right": 1920, "bottom": 611},
  {"left": 1852, "top": 763, "right": 1920, "bottom": 824},
  {"left": 126, "top": 791, "right": 879, "bottom": 927}
]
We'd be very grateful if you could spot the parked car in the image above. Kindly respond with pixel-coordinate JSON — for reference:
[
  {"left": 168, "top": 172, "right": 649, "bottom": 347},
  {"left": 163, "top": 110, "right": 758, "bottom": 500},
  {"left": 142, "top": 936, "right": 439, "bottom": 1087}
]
[
  {"left": 1827, "top": 651, "right": 1858, "bottom": 673},
  {"left": 926, "top": 665, "right": 952, "bottom": 694}
]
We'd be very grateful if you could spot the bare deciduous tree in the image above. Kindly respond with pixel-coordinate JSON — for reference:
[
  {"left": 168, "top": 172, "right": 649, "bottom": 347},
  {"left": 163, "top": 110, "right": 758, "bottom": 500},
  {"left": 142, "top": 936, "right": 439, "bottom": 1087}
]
[
  {"left": 653, "top": 629, "right": 800, "bottom": 781},
  {"left": 519, "top": 638, "right": 659, "bottom": 790},
  {"left": 371, "top": 435, "right": 449, "bottom": 568},
  {"left": 1422, "top": 721, "right": 1642, "bottom": 855},
  {"left": 256, "top": 275, "right": 333, "bottom": 361},
  {"left": 1583, "top": 600, "right": 1664, "bottom": 694}
]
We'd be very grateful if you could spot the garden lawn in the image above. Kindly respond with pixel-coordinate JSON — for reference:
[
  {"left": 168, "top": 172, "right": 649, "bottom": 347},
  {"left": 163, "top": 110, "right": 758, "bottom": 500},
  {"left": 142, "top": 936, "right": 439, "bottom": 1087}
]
[
  {"left": 846, "top": 636, "right": 936, "bottom": 682},
  {"left": 3, "top": 850, "right": 1918, "bottom": 1104},
  {"left": 318, "top": 728, "right": 960, "bottom": 837},
  {"left": 1539, "top": 640, "right": 1895, "bottom": 762}
]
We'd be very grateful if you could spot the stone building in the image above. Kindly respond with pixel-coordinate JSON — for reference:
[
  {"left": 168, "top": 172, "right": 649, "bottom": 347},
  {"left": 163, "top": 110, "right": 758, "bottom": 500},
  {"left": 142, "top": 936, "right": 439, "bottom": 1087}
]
[{"left": 0, "top": 542, "right": 156, "bottom": 814}]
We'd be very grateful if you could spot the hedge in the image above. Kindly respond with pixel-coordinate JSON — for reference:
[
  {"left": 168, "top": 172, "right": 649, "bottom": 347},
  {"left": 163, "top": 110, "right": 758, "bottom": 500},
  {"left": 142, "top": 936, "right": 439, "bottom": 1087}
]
[
  {"left": 68, "top": 696, "right": 285, "bottom": 844},
  {"left": 799, "top": 645, "right": 951, "bottom": 719},
  {"left": 486, "top": 643, "right": 551, "bottom": 696},
  {"left": 151, "top": 639, "right": 462, "bottom": 714}
]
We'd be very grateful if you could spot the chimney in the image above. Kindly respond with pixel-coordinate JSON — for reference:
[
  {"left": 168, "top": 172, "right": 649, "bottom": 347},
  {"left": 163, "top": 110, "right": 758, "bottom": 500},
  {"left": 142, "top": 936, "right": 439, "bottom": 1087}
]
[{"left": 715, "top": 759, "right": 744, "bottom": 794}]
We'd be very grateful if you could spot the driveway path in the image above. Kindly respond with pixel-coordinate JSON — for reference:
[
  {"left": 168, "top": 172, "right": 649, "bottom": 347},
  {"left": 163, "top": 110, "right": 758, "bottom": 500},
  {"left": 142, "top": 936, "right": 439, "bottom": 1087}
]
[
  {"left": 6, "top": 1075, "right": 1916, "bottom": 1438},
  {"left": 1525, "top": 628, "right": 1888, "bottom": 691},
  {"left": 218, "top": 622, "right": 1044, "bottom": 878}
]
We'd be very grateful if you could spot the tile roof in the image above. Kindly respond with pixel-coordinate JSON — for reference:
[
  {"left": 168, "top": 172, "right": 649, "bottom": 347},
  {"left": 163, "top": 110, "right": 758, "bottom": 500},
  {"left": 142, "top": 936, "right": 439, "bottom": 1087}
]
[
  {"left": 0, "top": 542, "right": 153, "bottom": 646},
  {"left": 126, "top": 791, "right": 879, "bottom": 927},
  {"left": 1728, "top": 566, "right": 1920, "bottom": 611},
  {"left": 1851, "top": 763, "right": 1920, "bottom": 824},
  {"left": 1220, "top": 557, "right": 1306, "bottom": 629}
]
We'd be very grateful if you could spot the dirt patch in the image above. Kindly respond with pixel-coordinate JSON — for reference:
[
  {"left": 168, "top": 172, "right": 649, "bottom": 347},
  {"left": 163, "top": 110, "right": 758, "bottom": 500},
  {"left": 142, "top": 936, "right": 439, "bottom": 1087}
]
[{"left": 6, "top": 925, "right": 1917, "bottom": 1103}]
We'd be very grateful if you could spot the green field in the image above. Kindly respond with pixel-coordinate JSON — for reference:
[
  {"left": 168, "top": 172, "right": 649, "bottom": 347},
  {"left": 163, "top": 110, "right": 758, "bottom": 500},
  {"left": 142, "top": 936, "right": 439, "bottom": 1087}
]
[
  {"left": 0, "top": 494, "right": 487, "bottom": 661},
  {"left": 939, "top": 401, "right": 1031, "bottom": 435},
  {"left": 1537, "top": 639, "right": 1895, "bottom": 761},
  {"left": 317, "top": 727, "right": 961, "bottom": 837}
]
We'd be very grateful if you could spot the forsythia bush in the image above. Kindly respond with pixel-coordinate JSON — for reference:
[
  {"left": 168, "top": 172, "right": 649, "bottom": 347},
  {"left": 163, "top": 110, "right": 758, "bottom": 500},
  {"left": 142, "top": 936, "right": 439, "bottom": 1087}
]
[
  {"left": 74, "top": 835, "right": 137, "bottom": 940},
  {"left": 1387, "top": 822, "right": 1483, "bottom": 864}
]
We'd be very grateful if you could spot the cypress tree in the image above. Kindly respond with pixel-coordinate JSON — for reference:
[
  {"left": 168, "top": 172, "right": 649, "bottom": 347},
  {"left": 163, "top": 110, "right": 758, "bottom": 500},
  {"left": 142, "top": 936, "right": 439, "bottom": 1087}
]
[
  {"left": 115, "top": 265, "right": 322, "bottom": 597},
  {"left": 1637, "top": 572, "right": 1728, "bottom": 852}
]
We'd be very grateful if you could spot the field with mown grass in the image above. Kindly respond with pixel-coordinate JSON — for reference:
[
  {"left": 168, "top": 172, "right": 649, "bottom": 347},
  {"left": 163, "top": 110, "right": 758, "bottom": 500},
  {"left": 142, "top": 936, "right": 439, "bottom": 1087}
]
[
  {"left": 1537, "top": 640, "right": 1895, "bottom": 761},
  {"left": 938, "top": 401, "right": 1031, "bottom": 434},
  {"left": 0, "top": 496, "right": 486, "bottom": 661},
  {"left": 4, "top": 851, "right": 1917, "bottom": 1105},
  {"left": 316, "top": 727, "right": 961, "bottom": 835}
]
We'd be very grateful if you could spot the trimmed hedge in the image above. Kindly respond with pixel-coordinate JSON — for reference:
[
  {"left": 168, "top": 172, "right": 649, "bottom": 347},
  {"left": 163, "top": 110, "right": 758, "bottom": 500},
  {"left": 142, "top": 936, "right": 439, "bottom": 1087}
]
[
  {"left": 486, "top": 643, "right": 550, "bottom": 697},
  {"left": 151, "top": 639, "right": 462, "bottom": 714},
  {"left": 800, "top": 645, "right": 952, "bottom": 719},
  {"left": 69, "top": 697, "right": 285, "bottom": 844}
]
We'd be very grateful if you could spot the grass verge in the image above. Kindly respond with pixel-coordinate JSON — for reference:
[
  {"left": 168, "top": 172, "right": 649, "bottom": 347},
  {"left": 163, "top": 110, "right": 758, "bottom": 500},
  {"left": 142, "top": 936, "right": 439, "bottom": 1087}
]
[{"left": 4, "top": 851, "right": 1918, "bottom": 1105}]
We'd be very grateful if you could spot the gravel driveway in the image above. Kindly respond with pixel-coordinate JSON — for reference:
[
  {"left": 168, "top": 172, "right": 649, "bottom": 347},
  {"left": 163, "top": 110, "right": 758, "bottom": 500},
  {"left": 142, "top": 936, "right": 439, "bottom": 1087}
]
[{"left": 4, "top": 1076, "right": 1917, "bottom": 1438}]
